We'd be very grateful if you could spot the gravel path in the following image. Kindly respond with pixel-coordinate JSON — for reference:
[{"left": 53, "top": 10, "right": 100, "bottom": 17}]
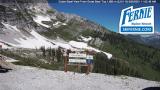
[{"left": 0, "top": 65, "right": 159, "bottom": 90}]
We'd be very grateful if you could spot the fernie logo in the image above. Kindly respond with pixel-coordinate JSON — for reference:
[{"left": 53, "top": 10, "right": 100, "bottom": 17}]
[{"left": 119, "top": 6, "right": 154, "bottom": 34}]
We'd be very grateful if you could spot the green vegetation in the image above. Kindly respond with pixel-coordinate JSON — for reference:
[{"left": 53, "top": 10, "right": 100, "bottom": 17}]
[
  {"left": 40, "top": 20, "right": 160, "bottom": 81},
  {"left": 80, "top": 29, "right": 94, "bottom": 36},
  {"left": 13, "top": 59, "right": 63, "bottom": 70},
  {"left": 47, "top": 9, "right": 55, "bottom": 14},
  {"left": 93, "top": 52, "right": 160, "bottom": 81},
  {"left": 90, "top": 30, "right": 160, "bottom": 81},
  {"left": 41, "top": 25, "right": 74, "bottom": 40},
  {"left": 16, "top": 11, "right": 23, "bottom": 18},
  {"left": 93, "top": 53, "right": 142, "bottom": 77},
  {"left": 0, "top": 48, "right": 64, "bottom": 70},
  {"left": 40, "top": 22, "right": 80, "bottom": 41},
  {"left": 0, "top": 48, "right": 84, "bottom": 72}
]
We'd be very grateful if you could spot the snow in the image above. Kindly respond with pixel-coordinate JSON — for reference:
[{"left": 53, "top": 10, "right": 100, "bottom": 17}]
[
  {"left": 53, "top": 21, "right": 67, "bottom": 28},
  {"left": 14, "top": 30, "right": 56, "bottom": 49},
  {"left": 53, "top": 21, "right": 59, "bottom": 25},
  {"left": 0, "top": 65, "right": 159, "bottom": 90},
  {"left": 2, "top": 22, "right": 20, "bottom": 32},
  {"left": 33, "top": 15, "right": 66, "bottom": 28},
  {"left": 49, "top": 40, "right": 80, "bottom": 51},
  {"left": 48, "top": 40, "right": 112, "bottom": 59},
  {"left": 62, "top": 23, "right": 67, "bottom": 25},
  {"left": 101, "top": 51, "right": 112, "bottom": 59},
  {"left": 87, "top": 46, "right": 112, "bottom": 59},
  {"left": 1, "top": 22, "right": 56, "bottom": 49},
  {"left": 33, "top": 15, "right": 51, "bottom": 28},
  {"left": 0, "top": 54, "right": 19, "bottom": 62},
  {"left": 68, "top": 41, "right": 112, "bottom": 59},
  {"left": 0, "top": 42, "right": 11, "bottom": 49},
  {"left": 50, "top": 40, "right": 112, "bottom": 59},
  {"left": 1, "top": 22, "right": 112, "bottom": 58},
  {"left": 80, "top": 36, "right": 92, "bottom": 42},
  {"left": 54, "top": 42, "right": 72, "bottom": 49},
  {"left": 13, "top": 8, "right": 17, "bottom": 11},
  {"left": 6, "top": 59, "right": 18, "bottom": 63},
  {"left": 69, "top": 41, "right": 88, "bottom": 49}
]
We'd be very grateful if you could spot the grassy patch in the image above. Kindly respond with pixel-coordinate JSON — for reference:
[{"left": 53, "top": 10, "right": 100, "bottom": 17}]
[
  {"left": 0, "top": 50, "right": 63, "bottom": 70},
  {"left": 13, "top": 59, "right": 63, "bottom": 70}
]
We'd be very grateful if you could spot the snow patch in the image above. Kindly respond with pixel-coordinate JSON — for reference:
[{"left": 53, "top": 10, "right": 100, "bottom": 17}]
[
  {"left": 101, "top": 51, "right": 113, "bottom": 59},
  {"left": 80, "top": 36, "right": 92, "bottom": 42},
  {"left": 6, "top": 58, "right": 19, "bottom": 63},
  {"left": 68, "top": 41, "right": 112, "bottom": 59},
  {"left": 87, "top": 46, "right": 112, "bottom": 59},
  {"left": 2, "top": 22, "right": 20, "bottom": 32},
  {"left": 33, "top": 15, "right": 51, "bottom": 28},
  {"left": 1, "top": 22, "right": 55, "bottom": 49},
  {"left": 14, "top": 30, "right": 56, "bottom": 49},
  {"left": 53, "top": 21, "right": 67, "bottom": 28},
  {"left": 0, "top": 42, "right": 11, "bottom": 49},
  {"left": 62, "top": 23, "right": 67, "bottom": 25},
  {"left": 49, "top": 40, "right": 79, "bottom": 51},
  {"left": 13, "top": 8, "right": 17, "bottom": 11},
  {"left": 69, "top": 41, "right": 88, "bottom": 49}
]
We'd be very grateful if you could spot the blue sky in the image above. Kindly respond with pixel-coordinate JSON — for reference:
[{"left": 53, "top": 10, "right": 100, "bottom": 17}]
[{"left": 50, "top": 3, "right": 160, "bottom": 33}]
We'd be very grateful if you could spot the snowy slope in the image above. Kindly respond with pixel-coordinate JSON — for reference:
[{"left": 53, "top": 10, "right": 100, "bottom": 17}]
[
  {"left": 14, "top": 30, "right": 56, "bottom": 49},
  {"left": 0, "top": 22, "right": 112, "bottom": 58},
  {"left": 0, "top": 22, "right": 55, "bottom": 49},
  {"left": 0, "top": 65, "right": 159, "bottom": 90}
]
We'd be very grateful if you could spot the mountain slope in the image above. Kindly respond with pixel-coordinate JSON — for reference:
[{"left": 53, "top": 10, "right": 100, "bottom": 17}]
[
  {"left": 126, "top": 32, "right": 160, "bottom": 49},
  {"left": 0, "top": 22, "right": 54, "bottom": 48}
]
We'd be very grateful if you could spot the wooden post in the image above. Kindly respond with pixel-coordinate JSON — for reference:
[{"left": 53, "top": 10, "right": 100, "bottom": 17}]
[
  {"left": 77, "top": 64, "right": 81, "bottom": 73},
  {"left": 89, "top": 64, "right": 91, "bottom": 72},
  {"left": 63, "top": 49, "right": 68, "bottom": 72},
  {"left": 86, "top": 64, "right": 90, "bottom": 75},
  {"left": 64, "top": 56, "right": 67, "bottom": 72}
]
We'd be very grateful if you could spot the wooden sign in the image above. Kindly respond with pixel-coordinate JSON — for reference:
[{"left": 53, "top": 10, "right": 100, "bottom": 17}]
[
  {"left": 69, "top": 53, "right": 86, "bottom": 64},
  {"left": 69, "top": 53, "right": 86, "bottom": 58}
]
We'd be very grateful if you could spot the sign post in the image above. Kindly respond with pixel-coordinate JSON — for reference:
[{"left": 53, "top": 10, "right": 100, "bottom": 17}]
[
  {"left": 63, "top": 50, "right": 68, "bottom": 72},
  {"left": 63, "top": 50, "right": 94, "bottom": 74},
  {"left": 64, "top": 56, "right": 67, "bottom": 72}
]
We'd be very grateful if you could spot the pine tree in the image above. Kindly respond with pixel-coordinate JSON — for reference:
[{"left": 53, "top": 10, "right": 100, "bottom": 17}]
[
  {"left": 40, "top": 46, "right": 46, "bottom": 57},
  {"left": 56, "top": 47, "right": 62, "bottom": 62}
]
